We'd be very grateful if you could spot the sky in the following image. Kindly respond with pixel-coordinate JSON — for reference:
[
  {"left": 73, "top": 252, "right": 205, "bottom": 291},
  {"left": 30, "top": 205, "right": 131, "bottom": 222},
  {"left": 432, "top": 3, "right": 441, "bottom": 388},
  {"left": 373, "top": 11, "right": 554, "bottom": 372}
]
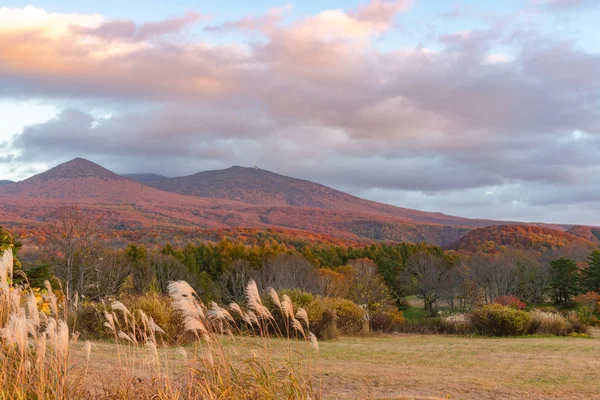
[{"left": 1, "top": 0, "right": 599, "bottom": 225}]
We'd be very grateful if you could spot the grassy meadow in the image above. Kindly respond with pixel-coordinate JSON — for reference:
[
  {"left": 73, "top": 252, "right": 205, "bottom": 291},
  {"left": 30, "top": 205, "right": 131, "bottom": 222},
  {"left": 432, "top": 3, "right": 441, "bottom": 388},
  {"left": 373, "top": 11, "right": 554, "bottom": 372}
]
[{"left": 70, "top": 331, "right": 600, "bottom": 400}]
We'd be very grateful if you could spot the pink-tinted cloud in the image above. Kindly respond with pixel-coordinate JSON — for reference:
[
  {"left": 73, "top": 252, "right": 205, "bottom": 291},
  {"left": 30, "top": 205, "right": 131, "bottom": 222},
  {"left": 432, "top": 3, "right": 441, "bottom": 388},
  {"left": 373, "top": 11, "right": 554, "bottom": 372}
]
[
  {"left": 75, "top": 11, "right": 203, "bottom": 41},
  {"left": 352, "top": 0, "right": 412, "bottom": 24}
]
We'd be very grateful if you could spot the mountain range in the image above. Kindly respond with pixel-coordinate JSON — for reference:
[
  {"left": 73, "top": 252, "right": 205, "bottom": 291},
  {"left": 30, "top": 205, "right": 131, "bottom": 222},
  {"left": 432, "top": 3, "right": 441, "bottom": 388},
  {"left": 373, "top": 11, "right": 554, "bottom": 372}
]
[{"left": 0, "top": 158, "right": 594, "bottom": 248}]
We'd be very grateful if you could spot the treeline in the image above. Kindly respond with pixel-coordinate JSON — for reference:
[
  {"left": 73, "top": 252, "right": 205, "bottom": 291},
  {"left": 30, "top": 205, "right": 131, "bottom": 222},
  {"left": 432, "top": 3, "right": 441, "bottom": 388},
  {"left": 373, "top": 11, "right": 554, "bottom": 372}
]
[
  {"left": 7, "top": 208, "right": 600, "bottom": 321},
  {"left": 30, "top": 215, "right": 446, "bottom": 305}
]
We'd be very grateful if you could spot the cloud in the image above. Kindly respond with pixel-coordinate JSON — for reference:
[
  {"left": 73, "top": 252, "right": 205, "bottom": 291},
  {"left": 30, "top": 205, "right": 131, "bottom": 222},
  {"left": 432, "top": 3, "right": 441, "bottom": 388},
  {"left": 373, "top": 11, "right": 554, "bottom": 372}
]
[
  {"left": 1, "top": 1, "right": 600, "bottom": 224},
  {"left": 205, "top": 5, "right": 293, "bottom": 33},
  {"left": 78, "top": 11, "right": 203, "bottom": 41},
  {"left": 535, "top": 0, "right": 599, "bottom": 12}
]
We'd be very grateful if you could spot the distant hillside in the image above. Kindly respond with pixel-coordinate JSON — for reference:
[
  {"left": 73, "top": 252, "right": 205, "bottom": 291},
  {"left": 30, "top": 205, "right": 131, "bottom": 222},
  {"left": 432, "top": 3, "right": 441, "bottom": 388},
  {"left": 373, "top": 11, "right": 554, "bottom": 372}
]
[
  {"left": 139, "top": 166, "right": 504, "bottom": 228},
  {"left": 122, "top": 173, "right": 168, "bottom": 184},
  {"left": 567, "top": 226, "right": 600, "bottom": 244},
  {"left": 1, "top": 158, "right": 584, "bottom": 247},
  {"left": 447, "top": 224, "right": 593, "bottom": 253},
  {"left": 0, "top": 158, "right": 475, "bottom": 244},
  {"left": 0, "top": 158, "right": 258, "bottom": 229},
  {"left": 0, "top": 180, "right": 14, "bottom": 186}
]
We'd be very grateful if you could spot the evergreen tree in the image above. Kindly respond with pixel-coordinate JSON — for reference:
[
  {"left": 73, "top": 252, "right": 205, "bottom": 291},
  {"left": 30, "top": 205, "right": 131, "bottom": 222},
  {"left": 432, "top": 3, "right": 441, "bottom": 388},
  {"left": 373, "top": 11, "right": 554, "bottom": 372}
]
[
  {"left": 581, "top": 250, "right": 600, "bottom": 293},
  {"left": 549, "top": 258, "right": 580, "bottom": 304}
]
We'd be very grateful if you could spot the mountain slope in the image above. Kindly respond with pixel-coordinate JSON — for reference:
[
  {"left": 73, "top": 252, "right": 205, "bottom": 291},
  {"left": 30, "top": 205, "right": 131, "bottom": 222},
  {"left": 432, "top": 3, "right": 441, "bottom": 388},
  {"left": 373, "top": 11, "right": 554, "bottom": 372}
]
[
  {"left": 0, "top": 158, "right": 264, "bottom": 229},
  {"left": 0, "top": 158, "right": 478, "bottom": 244},
  {"left": 122, "top": 173, "right": 168, "bottom": 184},
  {"left": 0, "top": 158, "right": 576, "bottom": 246},
  {"left": 447, "top": 225, "right": 593, "bottom": 253},
  {"left": 0, "top": 180, "right": 14, "bottom": 186},
  {"left": 139, "top": 166, "right": 506, "bottom": 228},
  {"left": 566, "top": 226, "right": 600, "bottom": 244}
]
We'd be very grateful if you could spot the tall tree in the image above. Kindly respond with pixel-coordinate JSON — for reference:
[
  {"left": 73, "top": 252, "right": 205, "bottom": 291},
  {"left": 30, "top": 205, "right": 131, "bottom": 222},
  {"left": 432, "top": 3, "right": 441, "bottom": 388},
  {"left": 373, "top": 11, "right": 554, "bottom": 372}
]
[
  {"left": 406, "top": 252, "right": 450, "bottom": 316},
  {"left": 581, "top": 250, "right": 600, "bottom": 293},
  {"left": 549, "top": 258, "right": 580, "bottom": 304},
  {"left": 44, "top": 207, "right": 104, "bottom": 298}
]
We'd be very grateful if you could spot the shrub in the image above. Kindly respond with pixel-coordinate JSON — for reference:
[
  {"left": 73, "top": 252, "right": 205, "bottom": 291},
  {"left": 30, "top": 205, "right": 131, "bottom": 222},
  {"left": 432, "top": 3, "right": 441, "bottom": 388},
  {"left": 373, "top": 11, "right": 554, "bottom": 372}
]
[
  {"left": 72, "top": 301, "right": 111, "bottom": 339},
  {"left": 574, "top": 292, "right": 600, "bottom": 325},
  {"left": 72, "top": 293, "right": 192, "bottom": 343},
  {"left": 267, "top": 290, "right": 367, "bottom": 339},
  {"left": 566, "top": 311, "right": 590, "bottom": 335},
  {"left": 306, "top": 301, "right": 339, "bottom": 340},
  {"left": 278, "top": 289, "right": 316, "bottom": 309},
  {"left": 369, "top": 309, "right": 405, "bottom": 333},
  {"left": 494, "top": 295, "right": 526, "bottom": 310},
  {"left": 440, "top": 313, "right": 473, "bottom": 335},
  {"left": 323, "top": 297, "right": 366, "bottom": 336},
  {"left": 470, "top": 304, "right": 532, "bottom": 336},
  {"left": 120, "top": 293, "right": 190, "bottom": 344},
  {"left": 530, "top": 310, "right": 570, "bottom": 336}
]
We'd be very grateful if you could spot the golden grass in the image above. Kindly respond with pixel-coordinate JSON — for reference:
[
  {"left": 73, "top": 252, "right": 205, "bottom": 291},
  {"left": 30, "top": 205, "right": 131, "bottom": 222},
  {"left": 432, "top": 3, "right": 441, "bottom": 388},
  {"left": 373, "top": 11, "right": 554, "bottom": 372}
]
[
  {"left": 4, "top": 247, "right": 600, "bottom": 399},
  {"left": 68, "top": 330, "right": 600, "bottom": 399}
]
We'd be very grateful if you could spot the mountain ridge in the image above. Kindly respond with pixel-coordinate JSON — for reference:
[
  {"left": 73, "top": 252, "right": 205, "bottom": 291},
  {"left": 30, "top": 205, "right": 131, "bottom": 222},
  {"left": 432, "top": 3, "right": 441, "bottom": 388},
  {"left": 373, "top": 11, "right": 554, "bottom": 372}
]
[
  {"left": 0, "top": 158, "right": 580, "bottom": 246},
  {"left": 131, "top": 165, "right": 538, "bottom": 229}
]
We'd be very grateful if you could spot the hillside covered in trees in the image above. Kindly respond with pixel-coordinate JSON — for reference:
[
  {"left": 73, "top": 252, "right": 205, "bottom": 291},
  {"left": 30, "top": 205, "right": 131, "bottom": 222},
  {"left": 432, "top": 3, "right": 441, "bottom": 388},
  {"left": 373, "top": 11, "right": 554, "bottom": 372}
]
[
  {"left": 446, "top": 225, "right": 594, "bottom": 254},
  {"left": 0, "top": 158, "right": 578, "bottom": 247}
]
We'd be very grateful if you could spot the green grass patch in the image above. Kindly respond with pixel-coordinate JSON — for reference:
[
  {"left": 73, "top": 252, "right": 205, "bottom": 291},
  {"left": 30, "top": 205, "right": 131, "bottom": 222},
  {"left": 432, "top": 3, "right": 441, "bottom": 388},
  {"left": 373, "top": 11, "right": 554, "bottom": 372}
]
[{"left": 402, "top": 306, "right": 429, "bottom": 320}]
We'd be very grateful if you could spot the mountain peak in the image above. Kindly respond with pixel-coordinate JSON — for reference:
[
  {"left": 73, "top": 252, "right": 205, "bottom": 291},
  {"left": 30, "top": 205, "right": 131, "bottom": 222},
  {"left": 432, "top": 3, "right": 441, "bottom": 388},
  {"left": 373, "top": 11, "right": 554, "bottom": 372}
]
[{"left": 25, "top": 158, "right": 119, "bottom": 182}]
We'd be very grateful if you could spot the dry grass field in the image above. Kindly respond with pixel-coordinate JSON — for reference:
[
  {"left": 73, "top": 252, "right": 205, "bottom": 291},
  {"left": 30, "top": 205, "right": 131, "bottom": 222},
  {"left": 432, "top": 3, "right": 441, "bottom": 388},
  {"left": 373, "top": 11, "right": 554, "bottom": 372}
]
[{"left": 71, "top": 329, "right": 600, "bottom": 400}]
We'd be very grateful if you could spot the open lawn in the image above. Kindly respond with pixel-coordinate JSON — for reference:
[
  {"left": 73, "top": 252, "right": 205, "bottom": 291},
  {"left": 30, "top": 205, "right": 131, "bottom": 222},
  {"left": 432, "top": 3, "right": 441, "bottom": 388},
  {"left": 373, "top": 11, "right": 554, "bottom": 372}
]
[{"left": 73, "top": 329, "right": 600, "bottom": 399}]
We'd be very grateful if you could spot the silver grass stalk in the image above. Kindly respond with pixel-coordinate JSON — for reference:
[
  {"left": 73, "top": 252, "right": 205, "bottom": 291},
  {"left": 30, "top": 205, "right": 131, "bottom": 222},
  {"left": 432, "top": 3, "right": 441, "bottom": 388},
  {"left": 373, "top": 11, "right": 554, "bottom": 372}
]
[
  {"left": 146, "top": 341, "right": 160, "bottom": 367},
  {"left": 36, "top": 334, "right": 47, "bottom": 365},
  {"left": 56, "top": 320, "right": 69, "bottom": 359},
  {"left": 103, "top": 311, "right": 117, "bottom": 334},
  {"left": 204, "top": 349, "right": 214, "bottom": 367},
  {"left": 44, "top": 280, "right": 58, "bottom": 317},
  {"left": 245, "top": 279, "right": 262, "bottom": 312},
  {"left": 118, "top": 331, "right": 134, "bottom": 343},
  {"left": 1, "top": 313, "right": 29, "bottom": 352},
  {"left": 291, "top": 318, "right": 306, "bottom": 338},
  {"left": 208, "top": 301, "right": 224, "bottom": 320},
  {"left": 296, "top": 308, "right": 309, "bottom": 330},
  {"left": 111, "top": 301, "right": 131, "bottom": 316},
  {"left": 84, "top": 340, "right": 92, "bottom": 362},
  {"left": 268, "top": 288, "right": 281, "bottom": 309},
  {"left": 26, "top": 293, "right": 40, "bottom": 328},
  {"left": 229, "top": 302, "right": 243, "bottom": 317},
  {"left": 0, "top": 247, "right": 13, "bottom": 285},
  {"left": 168, "top": 280, "right": 198, "bottom": 301},
  {"left": 308, "top": 332, "right": 319, "bottom": 352},
  {"left": 45, "top": 317, "right": 57, "bottom": 346},
  {"left": 148, "top": 317, "right": 166, "bottom": 335},
  {"left": 281, "top": 294, "right": 294, "bottom": 319},
  {"left": 246, "top": 311, "right": 259, "bottom": 326}
]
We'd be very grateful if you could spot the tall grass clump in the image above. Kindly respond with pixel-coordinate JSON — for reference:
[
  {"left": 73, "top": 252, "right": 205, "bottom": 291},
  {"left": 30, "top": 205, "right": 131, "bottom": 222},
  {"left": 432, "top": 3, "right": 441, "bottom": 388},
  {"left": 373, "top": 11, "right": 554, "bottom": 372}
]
[
  {"left": 2, "top": 239, "right": 319, "bottom": 399},
  {"left": 530, "top": 310, "right": 571, "bottom": 336},
  {"left": 0, "top": 246, "right": 91, "bottom": 399},
  {"left": 96, "top": 279, "right": 319, "bottom": 399}
]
